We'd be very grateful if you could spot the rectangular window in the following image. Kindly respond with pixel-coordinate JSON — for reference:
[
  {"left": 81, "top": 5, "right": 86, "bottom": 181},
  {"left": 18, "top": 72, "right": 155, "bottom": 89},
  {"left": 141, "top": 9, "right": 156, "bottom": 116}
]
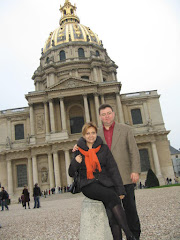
[
  {"left": 15, "top": 124, "right": 24, "bottom": 140},
  {"left": 17, "top": 164, "right": 27, "bottom": 187},
  {"left": 131, "top": 109, "right": 143, "bottom": 125},
  {"left": 139, "top": 149, "right": 150, "bottom": 172}
]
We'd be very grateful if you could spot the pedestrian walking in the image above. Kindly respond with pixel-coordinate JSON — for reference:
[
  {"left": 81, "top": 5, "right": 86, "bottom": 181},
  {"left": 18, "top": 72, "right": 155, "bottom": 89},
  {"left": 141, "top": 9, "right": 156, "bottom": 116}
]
[
  {"left": 1, "top": 187, "right": 9, "bottom": 211},
  {"left": 22, "top": 185, "right": 30, "bottom": 209},
  {"left": 33, "top": 183, "right": 41, "bottom": 208}
]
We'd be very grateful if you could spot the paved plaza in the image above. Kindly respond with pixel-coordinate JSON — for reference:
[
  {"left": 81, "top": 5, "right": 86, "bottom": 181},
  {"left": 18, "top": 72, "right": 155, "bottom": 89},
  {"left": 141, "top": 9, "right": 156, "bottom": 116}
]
[{"left": 0, "top": 186, "right": 179, "bottom": 240}]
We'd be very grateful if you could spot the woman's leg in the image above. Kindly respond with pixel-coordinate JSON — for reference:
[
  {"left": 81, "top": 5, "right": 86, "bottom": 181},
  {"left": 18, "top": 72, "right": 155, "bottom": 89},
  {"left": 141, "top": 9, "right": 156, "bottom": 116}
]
[
  {"left": 106, "top": 207, "right": 122, "bottom": 240},
  {"left": 111, "top": 204, "right": 136, "bottom": 239}
]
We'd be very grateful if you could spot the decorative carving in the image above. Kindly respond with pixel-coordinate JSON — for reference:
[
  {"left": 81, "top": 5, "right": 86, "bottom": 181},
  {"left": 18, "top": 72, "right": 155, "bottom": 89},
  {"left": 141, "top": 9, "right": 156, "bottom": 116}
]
[
  {"left": 74, "top": 24, "right": 81, "bottom": 37},
  {"left": 36, "top": 114, "right": 45, "bottom": 134}
]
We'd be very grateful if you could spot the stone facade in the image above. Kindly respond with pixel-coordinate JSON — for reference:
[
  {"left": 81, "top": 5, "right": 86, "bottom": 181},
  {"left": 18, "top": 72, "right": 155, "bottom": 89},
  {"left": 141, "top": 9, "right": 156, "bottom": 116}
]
[{"left": 0, "top": 0, "right": 174, "bottom": 197}]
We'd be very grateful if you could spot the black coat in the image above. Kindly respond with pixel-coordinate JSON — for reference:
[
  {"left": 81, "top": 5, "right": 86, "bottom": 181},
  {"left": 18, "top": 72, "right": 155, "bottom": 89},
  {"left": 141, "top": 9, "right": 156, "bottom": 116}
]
[
  {"left": 1, "top": 190, "right": 9, "bottom": 200},
  {"left": 22, "top": 188, "right": 30, "bottom": 202},
  {"left": 33, "top": 186, "right": 41, "bottom": 197},
  {"left": 68, "top": 136, "right": 126, "bottom": 196}
]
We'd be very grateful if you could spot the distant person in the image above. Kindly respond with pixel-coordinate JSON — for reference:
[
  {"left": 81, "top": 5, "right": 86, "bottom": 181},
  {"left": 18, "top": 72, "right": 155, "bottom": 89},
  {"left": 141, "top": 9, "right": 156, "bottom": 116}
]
[
  {"left": 33, "top": 183, "right": 41, "bottom": 208},
  {"left": 166, "top": 177, "right": 169, "bottom": 185},
  {"left": 22, "top": 185, "right": 30, "bottom": 209},
  {"left": 1, "top": 187, "right": 9, "bottom": 211}
]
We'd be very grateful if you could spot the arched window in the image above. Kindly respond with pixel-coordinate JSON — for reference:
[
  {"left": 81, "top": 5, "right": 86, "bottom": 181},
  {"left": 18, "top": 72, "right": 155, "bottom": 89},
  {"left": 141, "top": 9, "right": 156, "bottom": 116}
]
[
  {"left": 64, "top": 10, "right": 66, "bottom": 15},
  {"left": 69, "top": 106, "right": 84, "bottom": 134},
  {"left": 59, "top": 50, "right": 66, "bottom": 61},
  {"left": 15, "top": 124, "right": 24, "bottom": 140},
  {"left": 71, "top": 9, "right": 73, "bottom": 14},
  {"left": 96, "top": 50, "right": 100, "bottom": 56},
  {"left": 17, "top": 164, "right": 27, "bottom": 187},
  {"left": 131, "top": 108, "right": 143, "bottom": 125},
  {"left": 78, "top": 48, "right": 85, "bottom": 58},
  {"left": 46, "top": 57, "right": 49, "bottom": 63},
  {"left": 81, "top": 76, "right": 89, "bottom": 80},
  {"left": 139, "top": 149, "right": 151, "bottom": 172}
]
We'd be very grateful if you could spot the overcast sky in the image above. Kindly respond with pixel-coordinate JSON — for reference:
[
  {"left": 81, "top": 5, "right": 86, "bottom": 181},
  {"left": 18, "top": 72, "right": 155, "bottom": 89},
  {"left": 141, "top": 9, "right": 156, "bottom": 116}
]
[{"left": 0, "top": 0, "right": 179, "bottom": 149}]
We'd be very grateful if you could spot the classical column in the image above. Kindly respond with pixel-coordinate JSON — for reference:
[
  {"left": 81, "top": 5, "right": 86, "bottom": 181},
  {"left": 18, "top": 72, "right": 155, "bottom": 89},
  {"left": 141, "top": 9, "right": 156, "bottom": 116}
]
[
  {"left": 83, "top": 95, "right": 90, "bottom": 122},
  {"left": 94, "top": 93, "right": 101, "bottom": 126},
  {"left": 116, "top": 93, "right": 125, "bottom": 124},
  {"left": 53, "top": 152, "right": 61, "bottom": 188},
  {"left": 7, "top": 160, "right": 13, "bottom": 196},
  {"left": 143, "top": 102, "right": 149, "bottom": 123},
  {"left": 151, "top": 142, "right": 163, "bottom": 177},
  {"left": 48, "top": 153, "right": 55, "bottom": 189},
  {"left": 29, "top": 104, "right": 35, "bottom": 136},
  {"left": 64, "top": 150, "right": 73, "bottom": 186},
  {"left": 32, "top": 155, "right": 38, "bottom": 185},
  {"left": 49, "top": 99, "right": 56, "bottom": 133},
  {"left": 60, "top": 97, "right": 67, "bottom": 131},
  {"left": 75, "top": 69, "right": 78, "bottom": 77},
  {"left": 44, "top": 102, "right": 50, "bottom": 134},
  {"left": 28, "top": 157, "right": 33, "bottom": 195},
  {"left": 99, "top": 67, "right": 103, "bottom": 82},
  {"left": 93, "top": 67, "right": 98, "bottom": 82},
  {"left": 112, "top": 71, "right": 116, "bottom": 81},
  {"left": 100, "top": 95, "right": 105, "bottom": 104}
]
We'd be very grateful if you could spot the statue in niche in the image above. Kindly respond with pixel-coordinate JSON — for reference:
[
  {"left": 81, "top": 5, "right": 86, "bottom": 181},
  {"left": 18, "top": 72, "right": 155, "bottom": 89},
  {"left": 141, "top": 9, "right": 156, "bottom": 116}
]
[
  {"left": 6, "top": 137, "right": 12, "bottom": 148},
  {"left": 27, "top": 134, "right": 30, "bottom": 144},
  {"left": 41, "top": 169, "right": 48, "bottom": 183}
]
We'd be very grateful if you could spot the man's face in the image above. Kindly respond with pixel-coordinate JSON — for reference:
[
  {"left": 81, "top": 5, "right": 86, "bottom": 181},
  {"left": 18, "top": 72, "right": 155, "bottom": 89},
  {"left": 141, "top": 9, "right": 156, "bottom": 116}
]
[{"left": 99, "top": 107, "right": 115, "bottom": 126}]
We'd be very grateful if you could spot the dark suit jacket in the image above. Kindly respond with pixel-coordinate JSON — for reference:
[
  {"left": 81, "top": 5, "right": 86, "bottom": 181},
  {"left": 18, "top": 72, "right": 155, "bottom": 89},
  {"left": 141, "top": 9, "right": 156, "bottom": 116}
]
[{"left": 98, "top": 122, "right": 141, "bottom": 185}]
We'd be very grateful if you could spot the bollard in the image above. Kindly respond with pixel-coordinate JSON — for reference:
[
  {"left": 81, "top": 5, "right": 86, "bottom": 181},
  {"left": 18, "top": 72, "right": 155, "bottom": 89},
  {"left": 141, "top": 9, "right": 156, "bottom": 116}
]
[{"left": 79, "top": 197, "right": 113, "bottom": 240}]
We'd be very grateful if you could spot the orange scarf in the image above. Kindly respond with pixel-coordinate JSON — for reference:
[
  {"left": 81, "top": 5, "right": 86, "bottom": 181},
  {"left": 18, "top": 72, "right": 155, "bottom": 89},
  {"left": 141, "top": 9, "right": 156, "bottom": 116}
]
[{"left": 78, "top": 146, "right": 102, "bottom": 179}]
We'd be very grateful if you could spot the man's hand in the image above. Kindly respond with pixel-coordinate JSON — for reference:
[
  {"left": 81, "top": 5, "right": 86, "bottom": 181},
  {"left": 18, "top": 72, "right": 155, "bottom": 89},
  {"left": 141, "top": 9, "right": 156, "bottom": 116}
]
[
  {"left": 131, "top": 173, "right": 139, "bottom": 183},
  {"left": 119, "top": 195, "right": 125, "bottom": 200},
  {"left": 72, "top": 144, "right": 79, "bottom": 152}
]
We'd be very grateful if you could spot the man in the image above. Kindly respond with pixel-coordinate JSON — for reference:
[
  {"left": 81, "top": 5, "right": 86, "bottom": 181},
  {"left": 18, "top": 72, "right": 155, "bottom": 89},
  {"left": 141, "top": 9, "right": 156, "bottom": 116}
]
[
  {"left": 1, "top": 187, "right": 9, "bottom": 211},
  {"left": 98, "top": 104, "right": 141, "bottom": 240},
  {"left": 33, "top": 183, "right": 41, "bottom": 208}
]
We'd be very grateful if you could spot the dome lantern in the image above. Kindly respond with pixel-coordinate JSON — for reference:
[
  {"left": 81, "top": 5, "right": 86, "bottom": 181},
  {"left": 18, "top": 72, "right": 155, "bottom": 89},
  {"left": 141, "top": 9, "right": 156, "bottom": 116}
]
[{"left": 59, "top": 0, "right": 80, "bottom": 26}]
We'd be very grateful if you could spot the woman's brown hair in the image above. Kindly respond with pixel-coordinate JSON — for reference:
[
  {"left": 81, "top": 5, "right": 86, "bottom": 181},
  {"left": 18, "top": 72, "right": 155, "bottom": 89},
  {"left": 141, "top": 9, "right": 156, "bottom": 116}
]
[{"left": 82, "top": 122, "right": 97, "bottom": 136}]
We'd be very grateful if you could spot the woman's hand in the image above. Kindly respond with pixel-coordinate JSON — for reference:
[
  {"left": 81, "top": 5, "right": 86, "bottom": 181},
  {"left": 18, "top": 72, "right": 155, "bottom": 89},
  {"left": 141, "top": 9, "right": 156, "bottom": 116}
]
[
  {"left": 72, "top": 144, "right": 79, "bottom": 152},
  {"left": 75, "top": 154, "right": 82, "bottom": 163},
  {"left": 119, "top": 195, "right": 125, "bottom": 200}
]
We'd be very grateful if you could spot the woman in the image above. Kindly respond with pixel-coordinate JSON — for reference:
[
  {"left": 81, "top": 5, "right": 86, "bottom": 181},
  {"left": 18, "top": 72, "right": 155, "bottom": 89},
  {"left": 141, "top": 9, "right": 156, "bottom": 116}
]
[
  {"left": 22, "top": 185, "right": 30, "bottom": 209},
  {"left": 69, "top": 122, "right": 136, "bottom": 240}
]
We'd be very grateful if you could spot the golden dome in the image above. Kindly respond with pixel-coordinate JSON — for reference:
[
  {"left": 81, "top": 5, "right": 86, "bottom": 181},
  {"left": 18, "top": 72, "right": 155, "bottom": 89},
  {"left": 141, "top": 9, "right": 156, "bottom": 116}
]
[{"left": 43, "top": 0, "right": 102, "bottom": 53}]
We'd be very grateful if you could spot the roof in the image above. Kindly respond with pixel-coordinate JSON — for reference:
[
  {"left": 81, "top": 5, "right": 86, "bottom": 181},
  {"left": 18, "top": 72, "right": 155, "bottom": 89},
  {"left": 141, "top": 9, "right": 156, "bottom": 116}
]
[
  {"left": 169, "top": 145, "right": 180, "bottom": 155},
  {"left": 43, "top": 0, "right": 102, "bottom": 53}
]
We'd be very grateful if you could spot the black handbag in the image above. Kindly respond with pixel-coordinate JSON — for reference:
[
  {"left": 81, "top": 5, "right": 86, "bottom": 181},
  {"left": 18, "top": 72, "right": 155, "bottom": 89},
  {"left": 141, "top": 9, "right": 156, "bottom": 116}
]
[{"left": 69, "top": 170, "right": 81, "bottom": 194}]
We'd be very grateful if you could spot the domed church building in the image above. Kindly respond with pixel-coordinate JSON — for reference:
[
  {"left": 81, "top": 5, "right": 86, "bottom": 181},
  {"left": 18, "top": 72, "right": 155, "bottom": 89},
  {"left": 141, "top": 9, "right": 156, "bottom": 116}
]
[{"left": 0, "top": 0, "right": 174, "bottom": 197}]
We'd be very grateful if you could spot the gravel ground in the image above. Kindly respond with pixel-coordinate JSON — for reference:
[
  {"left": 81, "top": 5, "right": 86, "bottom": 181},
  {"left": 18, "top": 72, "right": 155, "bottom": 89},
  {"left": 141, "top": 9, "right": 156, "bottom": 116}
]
[{"left": 0, "top": 186, "right": 179, "bottom": 240}]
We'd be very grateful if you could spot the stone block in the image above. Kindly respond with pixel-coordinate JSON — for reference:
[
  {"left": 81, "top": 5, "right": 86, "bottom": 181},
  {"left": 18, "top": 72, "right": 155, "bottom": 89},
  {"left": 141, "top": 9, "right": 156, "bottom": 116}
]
[{"left": 79, "top": 197, "right": 113, "bottom": 240}]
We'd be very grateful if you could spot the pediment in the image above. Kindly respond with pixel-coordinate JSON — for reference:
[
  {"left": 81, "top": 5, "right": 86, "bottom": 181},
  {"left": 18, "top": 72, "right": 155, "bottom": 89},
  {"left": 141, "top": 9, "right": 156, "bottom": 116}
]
[{"left": 48, "top": 77, "right": 96, "bottom": 91}]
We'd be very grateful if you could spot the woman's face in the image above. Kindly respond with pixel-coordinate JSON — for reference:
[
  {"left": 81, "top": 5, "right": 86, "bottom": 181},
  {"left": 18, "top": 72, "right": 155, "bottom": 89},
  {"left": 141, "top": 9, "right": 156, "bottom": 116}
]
[{"left": 84, "top": 127, "right": 97, "bottom": 145}]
